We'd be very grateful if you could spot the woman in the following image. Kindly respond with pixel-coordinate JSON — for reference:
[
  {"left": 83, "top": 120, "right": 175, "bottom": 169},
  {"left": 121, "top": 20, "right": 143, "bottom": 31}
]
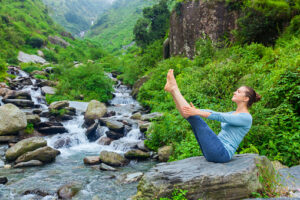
[{"left": 164, "top": 69, "right": 261, "bottom": 163}]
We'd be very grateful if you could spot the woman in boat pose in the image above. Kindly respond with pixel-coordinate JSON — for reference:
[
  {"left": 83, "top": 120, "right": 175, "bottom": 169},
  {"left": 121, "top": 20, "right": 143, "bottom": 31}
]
[{"left": 164, "top": 69, "right": 261, "bottom": 163}]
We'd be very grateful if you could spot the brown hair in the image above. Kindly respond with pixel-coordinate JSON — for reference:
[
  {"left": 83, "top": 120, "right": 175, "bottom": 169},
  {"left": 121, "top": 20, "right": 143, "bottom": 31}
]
[{"left": 242, "top": 86, "right": 262, "bottom": 108}]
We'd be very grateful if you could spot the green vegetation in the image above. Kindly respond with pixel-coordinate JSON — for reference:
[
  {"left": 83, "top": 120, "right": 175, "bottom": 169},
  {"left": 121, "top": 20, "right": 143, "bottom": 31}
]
[
  {"left": 25, "top": 123, "right": 34, "bottom": 134},
  {"left": 159, "top": 188, "right": 189, "bottom": 200},
  {"left": 86, "top": 0, "right": 156, "bottom": 53},
  {"left": 116, "top": 0, "right": 300, "bottom": 168}
]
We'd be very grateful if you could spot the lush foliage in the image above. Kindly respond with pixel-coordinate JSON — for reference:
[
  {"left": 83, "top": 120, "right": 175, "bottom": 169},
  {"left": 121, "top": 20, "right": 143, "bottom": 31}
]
[
  {"left": 133, "top": 0, "right": 170, "bottom": 47},
  {"left": 159, "top": 188, "right": 189, "bottom": 200}
]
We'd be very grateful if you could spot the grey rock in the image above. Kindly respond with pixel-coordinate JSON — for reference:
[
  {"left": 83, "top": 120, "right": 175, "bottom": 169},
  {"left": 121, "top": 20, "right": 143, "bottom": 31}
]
[
  {"left": 158, "top": 145, "right": 173, "bottom": 162},
  {"left": 84, "top": 100, "right": 107, "bottom": 125},
  {"left": 37, "top": 126, "right": 67, "bottom": 135},
  {"left": 49, "top": 100, "right": 69, "bottom": 110},
  {"left": 132, "top": 154, "right": 274, "bottom": 200},
  {"left": 85, "top": 122, "right": 99, "bottom": 142},
  {"left": 278, "top": 165, "right": 300, "bottom": 191},
  {"left": 5, "top": 137, "right": 47, "bottom": 161},
  {"left": 131, "top": 112, "right": 141, "bottom": 120},
  {"left": 15, "top": 146, "right": 60, "bottom": 163},
  {"left": 118, "top": 172, "right": 143, "bottom": 184},
  {"left": 139, "top": 122, "right": 152, "bottom": 132},
  {"left": 14, "top": 160, "right": 43, "bottom": 168},
  {"left": 99, "top": 150, "right": 129, "bottom": 167},
  {"left": 26, "top": 114, "right": 41, "bottom": 125},
  {"left": 137, "top": 141, "right": 150, "bottom": 152},
  {"left": 0, "top": 104, "right": 27, "bottom": 136},
  {"left": 57, "top": 182, "right": 82, "bottom": 199},
  {"left": 100, "top": 118, "right": 124, "bottom": 132},
  {"left": 99, "top": 163, "right": 117, "bottom": 171},
  {"left": 141, "top": 112, "right": 163, "bottom": 121},
  {"left": 54, "top": 137, "right": 71, "bottom": 149},
  {"left": 0, "top": 136, "right": 18, "bottom": 143},
  {"left": 41, "top": 86, "right": 55, "bottom": 95},
  {"left": 18, "top": 51, "right": 46, "bottom": 64},
  {"left": 97, "top": 137, "right": 113, "bottom": 145},
  {"left": 106, "top": 130, "right": 123, "bottom": 140}
]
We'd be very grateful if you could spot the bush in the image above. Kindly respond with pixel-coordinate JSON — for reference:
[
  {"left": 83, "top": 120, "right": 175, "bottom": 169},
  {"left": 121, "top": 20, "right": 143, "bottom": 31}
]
[{"left": 26, "top": 37, "right": 44, "bottom": 48}]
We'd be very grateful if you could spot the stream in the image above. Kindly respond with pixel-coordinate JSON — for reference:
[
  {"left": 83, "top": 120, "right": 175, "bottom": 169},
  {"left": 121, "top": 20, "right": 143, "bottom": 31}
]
[{"left": 0, "top": 67, "right": 157, "bottom": 200}]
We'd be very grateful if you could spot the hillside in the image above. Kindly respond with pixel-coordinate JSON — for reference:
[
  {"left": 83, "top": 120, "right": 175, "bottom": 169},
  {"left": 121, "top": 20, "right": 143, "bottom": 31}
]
[
  {"left": 86, "top": 0, "right": 156, "bottom": 53},
  {"left": 42, "top": 0, "right": 113, "bottom": 36}
]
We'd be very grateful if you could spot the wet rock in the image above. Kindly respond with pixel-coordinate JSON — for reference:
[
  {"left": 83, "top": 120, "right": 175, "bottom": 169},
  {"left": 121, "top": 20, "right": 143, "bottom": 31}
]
[
  {"left": 85, "top": 122, "right": 100, "bottom": 142},
  {"left": 102, "top": 175, "right": 116, "bottom": 179},
  {"left": 0, "top": 88, "right": 10, "bottom": 97},
  {"left": 139, "top": 122, "right": 152, "bottom": 132},
  {"left": 23, "top": 189, "right": 50, "bottom": 197},
  {"left": 3, "top": 90, "right": 31, "bottom": 100},
  {"left": 2, "top": 99, "right": 34, "bottom": 108},
  {"left": 0, "top": 136, "right": 18, "bottom": 143},
  {"left": 32, "top": 109, "right": 42, "bottom": 115},
  {"left": 4, "top": 164, "right": 11, "bottom": 169},
  {"left": 41, "top": 86, "right": 56, "bottom": 95},
  {"left": 49, "top": 100, "right": 69, "bottom": 110},
  {"left": 141, "top": 112, "right": 163, "bottom": 121},
  {"left": 56, "top": 115, "right": 73, "bottom": 121},
  {"left": 100, "top": 118, "right": 124, "bottom": 133},
  {"left": 158, "top": 145, "right": 173, "bottom": 162},
  {"left": 99, "top": 163, "right": 117, "bottom": 171},
  {"left": 99, "top": 150, "right": 129, "bottom": 167},
  {"left": 137, "top": 141, "right": 150, "bottom": 152},
  {"left": 0, "top": 104, "right": 27, "bottom": 136},
  {"left": 119, "top": 172, "right": 143, "bottom": 184},
  {"left": 37, "top": 126, "right": 67, "bottom": 135},
  {"left": 39, "top": 111, "right": 50, "bottom": 118},
  {"left": 36, "top": 121, "right": 63, "bottom": 128},
  {"left": 83, "top": 156, "right": 100, "bottom": 165},
  {"left": 106, "top": 130, "right": 123, "bottom": 140},
  {"left": 97, "top": 137, "right": 113, "bottom": 145},
  {"left": 0, "top": 176, "right": 8, "bottom": 184},
  {"left": 57, "top": 182, "right": 82, "bottom": 199},
  {"left": 18, "top": 51, "right": 46, "bottom": 64},
  {"left": 26, "top": 114, "right": 41, "bottom": 125},
  {"left": 65, "top": 107, "right": 76, "bottom": 115},
  {"left": 131, "top": 112, "right": 141, "bottom": 120},
  {"left": 84, "top": 100, "right": 107, "bottom": 125},
  {"left": 106, "top": 111, "right": 116, "bottom": 117},
  {"left": 14, "top": 160, "right": 43, "bottom": 168},
  {"left": 15, "top": 146, "right": 60, "bottom": 164},
  {"left": 48, "top": 35, "right": 70, "bottom": 48},
  {"left": 54, "top": 137, "right": 71, "bottom": 149},
  {"left": 125, "top": 149, "right": 150, "bottom": 160},
  {"left": 5, "top": 137, "right": 47, "bottom": 161},
  {"left": 132, "top": 154, "right": 275, "bottom": 200}
]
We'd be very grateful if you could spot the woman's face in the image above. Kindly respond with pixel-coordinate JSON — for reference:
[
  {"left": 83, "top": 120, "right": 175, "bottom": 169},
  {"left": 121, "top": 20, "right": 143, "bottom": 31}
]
[{"left": 232, "top": 86, "right": 249, "bottom": 103}]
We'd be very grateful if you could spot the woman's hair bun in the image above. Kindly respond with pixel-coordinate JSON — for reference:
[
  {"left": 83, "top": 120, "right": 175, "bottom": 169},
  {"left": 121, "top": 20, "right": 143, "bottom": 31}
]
[{"left": 255, "top": 93, "right": 262, "bottom": 102}]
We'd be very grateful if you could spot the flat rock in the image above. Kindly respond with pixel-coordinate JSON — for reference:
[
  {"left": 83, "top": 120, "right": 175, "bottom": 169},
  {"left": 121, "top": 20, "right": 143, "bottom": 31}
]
[
  {"left": 125, "top": 149, "right": 150, "bottom": 160},
  {"left": 118, "top": 172, "right": 143, "bottom": 184},
  {"left": 0, "top": 136, "right": 18, "bottom": 143},
  {"left": 37, "top": 126, "right": 67, "bottom": 135},
  {"left": 2, "top": 99, "right": 34, "bottom": 108},
  {"left": 99, "top": 163, "right": 117, "bottom": 171},
  {"left": 99, "top": 150, "right": 129, "bottom": 167},
  {"left": 132, "top": 154, "right": 275, "bottom": 200},
  {"left": 18, "top": 51, "right": 46, "bottom": 64},
  {"left": 49, "top": 100, "right": 69, "bottom": 110},
  {"left": 100, "top": 118, "right": 124, "bottom": 132},
  {"left": 14, "top": 160, "right": 43, "bottom": 168}
]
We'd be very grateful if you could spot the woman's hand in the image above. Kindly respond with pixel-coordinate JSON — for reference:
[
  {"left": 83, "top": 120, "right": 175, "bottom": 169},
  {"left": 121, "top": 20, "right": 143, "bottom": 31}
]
[{"left": 182, "top": 102, "right": 199, "bottom": 117}]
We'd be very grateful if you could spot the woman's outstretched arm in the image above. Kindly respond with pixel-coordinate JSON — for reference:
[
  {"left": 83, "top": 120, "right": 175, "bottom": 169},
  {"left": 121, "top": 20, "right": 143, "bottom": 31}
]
[{"left": 182, "top": 103, "right": 212, "bottom": 118}]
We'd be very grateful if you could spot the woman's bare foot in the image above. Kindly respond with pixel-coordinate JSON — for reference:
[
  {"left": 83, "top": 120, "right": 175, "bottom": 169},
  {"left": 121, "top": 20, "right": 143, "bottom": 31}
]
[{"left": 164, "top": 69, "right": 178, "bottom": 93}]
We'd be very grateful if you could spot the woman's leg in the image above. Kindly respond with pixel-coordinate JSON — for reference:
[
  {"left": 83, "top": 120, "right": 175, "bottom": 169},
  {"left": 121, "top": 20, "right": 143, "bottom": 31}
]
[
  {"left": 186, "top": 115, "right": 230, "bottom": 163},
  {"left": 164, "top": 69, "right": 190, "bottom": 118}
]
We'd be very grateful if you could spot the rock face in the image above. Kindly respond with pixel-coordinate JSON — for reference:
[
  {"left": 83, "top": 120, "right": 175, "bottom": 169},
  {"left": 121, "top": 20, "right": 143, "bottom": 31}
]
[
  {"left": 18, "top": 51, "right": 46, "bottom": 64},
  {"left": 0, "top": 104, "right": 27, "bottom": 136},
  {"left": 132, "top": 154, "right": 275, "bottom": 200},
  {"left": 5, "top": 137, "right": 47, "bottom": 161},
  {"left": 169, "top": 0, "right": 239, "bottom": 58}
]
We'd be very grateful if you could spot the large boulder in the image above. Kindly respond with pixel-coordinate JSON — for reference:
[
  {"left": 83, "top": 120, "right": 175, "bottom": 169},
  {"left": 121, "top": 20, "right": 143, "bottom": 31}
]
[
  {"left": 15, "top": 146, "right": 60, "bottom": 163},
  {"left": 18, "top": 51, "right": 46, "bottom": 64},
  {"left": 84, "top": 100, "right": 107, "bottom": 125},
  {"left": 5, "top": 137, "right": 47, "bottom": 161},
  {"left": 132, "top": 154, "right": 275, "bottom": 200},
  {"left": 99, "top": 150, "right": 129, "bottom": 167},
  {"left": 0, "top": 104, "right": 27, "bottom": 136}
]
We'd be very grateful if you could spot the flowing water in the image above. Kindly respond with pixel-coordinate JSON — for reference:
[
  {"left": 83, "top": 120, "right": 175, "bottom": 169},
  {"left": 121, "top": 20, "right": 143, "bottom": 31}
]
[{"left": 0, "top": 68, "right": 157, "bottom": 200}]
